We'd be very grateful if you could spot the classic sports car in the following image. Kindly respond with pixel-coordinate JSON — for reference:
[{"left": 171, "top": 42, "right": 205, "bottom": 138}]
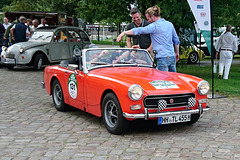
[
  {"left": 42, "top": 48, "right": 210, "bottom": 134},
  {"left": 1, "top": 26, "right": 95, "bottom": 70}
]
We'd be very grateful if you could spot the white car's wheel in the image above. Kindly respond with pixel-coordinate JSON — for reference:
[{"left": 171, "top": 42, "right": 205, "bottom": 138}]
[{"left": 33, "top": 54, "right": 43, "bottom": 71}]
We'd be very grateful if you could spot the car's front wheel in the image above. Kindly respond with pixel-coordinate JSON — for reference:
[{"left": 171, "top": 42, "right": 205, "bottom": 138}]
[
  {"left": 187, "top": 114, "right": 200, "bottom": 125},
  {"left": 188, "top": 51, "right": 199, "bottom": 64},
  {"left": 52, "top": 79, "right": 67, "bottom": 111},
  {"left": 33, "top": 54, "right": 43, "bottom": 71},
  {"left": 102, "top": 93, "right": 129, "bottom": 134}
]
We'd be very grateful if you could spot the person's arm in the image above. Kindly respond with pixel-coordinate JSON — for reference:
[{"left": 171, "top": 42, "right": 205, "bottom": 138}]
[
  {"left": 116, "top": 30, "right": 134, "bottom": 42},
  {"left": 146, "top": 43, "right": 153, "bottom": 53},
  {"left": 126, "top": 37, "right": 132, "bottom": 48},
  {"left": 174, "top": 44, "right": 179, "bottom": 62},
  {"left": 10, "top": 26, "right": 15, "bottom": 41}
]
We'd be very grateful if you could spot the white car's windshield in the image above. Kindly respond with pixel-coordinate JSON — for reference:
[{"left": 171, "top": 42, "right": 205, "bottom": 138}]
[
  {"left": 30, "top": 31, "right": 53, "bottom": 42},
  {"left": 85, "top": 49, "right": 153, "bottom": 70}
]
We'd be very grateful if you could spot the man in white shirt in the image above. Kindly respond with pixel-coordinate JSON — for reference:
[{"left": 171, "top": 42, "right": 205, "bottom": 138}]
[
  {"left": 38, "top": 18, "right": 49, "bottom": 28},
  {"left": 3, "top": 17, "right": 11, "bottom": 29},
  {"left": 215, "top": 25, "right": 238, "bottom": 79}
]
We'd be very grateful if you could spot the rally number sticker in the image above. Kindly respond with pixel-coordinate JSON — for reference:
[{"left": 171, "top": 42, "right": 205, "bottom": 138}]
[
  {"left": 73, "top": 45, "right": 81, "bottom": 55},
  {"left": 150, "top": 80, "right": 179, "bottom": 89},
  {"left": 68, "top": 73, "right": 77, "bottom": 99}
]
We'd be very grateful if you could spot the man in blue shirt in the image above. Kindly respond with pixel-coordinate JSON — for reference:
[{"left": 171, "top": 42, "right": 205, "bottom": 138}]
[{"left": 117, "top": 5, "right": 180, "bottom": 72}]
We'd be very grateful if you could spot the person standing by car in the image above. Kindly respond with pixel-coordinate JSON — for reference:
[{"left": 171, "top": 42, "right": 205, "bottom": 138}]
[
  {"left": 38, "top": 18, "right": 48, "bottom": 27},
  {"left": 0, "top": 19, "right": 6, "bottom": 48},
  {"left": 10, "top": 16, "right": 28, "bottom": 43},
  {"left": 126, "top": 7, "right": 152, "bottom": 53},
  {"left": 4, "top": 20, "right": 18, "bottom": 45},
  {"left": 215, "top": 25, "right": 238, "bottom": 79},
  {"left": 31, "top": 19, "right": 39, "bottom": 32},
  {"left": 3, "top": 17, "right": 11, "bottom": 47},
  {"left": 3, "top": 17, "right": 11, "bottom": 30},
  {"left": 117, "top": 5, "right": 180, "bottom": 72}
]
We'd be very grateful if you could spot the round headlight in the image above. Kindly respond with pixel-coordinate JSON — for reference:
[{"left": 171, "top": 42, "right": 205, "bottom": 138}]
[
  {"left": 2, "top": 46, "right": 7, "bottom": 51},
  {"left": 128, "top": 84, "right": 143, "bottom": 101},
  {"left": 19, "top": 48, "right": 24, "bottom": 54},
  {"left": 197, "top": 80, "right": 210, "bottom": 95}
]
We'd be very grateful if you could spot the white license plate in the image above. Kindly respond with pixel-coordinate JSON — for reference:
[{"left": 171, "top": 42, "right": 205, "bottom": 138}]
[
  {"left": 158, "top": 114, "right": 191, "bottom": 125},
  {"left": 4, "top": 58, "right": 15, "bottom": 63}
]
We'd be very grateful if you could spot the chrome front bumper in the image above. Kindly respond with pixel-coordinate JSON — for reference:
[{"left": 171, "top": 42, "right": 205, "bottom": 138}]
[{"left": 123, "top": 105, "right": 210, "bottom": 120}]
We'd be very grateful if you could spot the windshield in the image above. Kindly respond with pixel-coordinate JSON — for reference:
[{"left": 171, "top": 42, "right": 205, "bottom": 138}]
[
  {"left": 29, "top": 31, "right": 53, "bottom": 42},
  {"left": 85, "top": 48, "right": 153, "bottom": 70}
]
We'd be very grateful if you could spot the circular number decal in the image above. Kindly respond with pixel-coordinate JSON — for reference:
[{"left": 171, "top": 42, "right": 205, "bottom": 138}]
[
  {"left": 73, "top": 45, "right": 81, "bottom": 55},
  {"left": 68, "top": 73, "right": 77, "bottom": 99}
]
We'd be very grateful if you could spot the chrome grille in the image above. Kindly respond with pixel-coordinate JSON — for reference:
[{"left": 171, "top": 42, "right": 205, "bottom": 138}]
[{"left": 144, "top": 93, "right": 196, "bottom": 109}]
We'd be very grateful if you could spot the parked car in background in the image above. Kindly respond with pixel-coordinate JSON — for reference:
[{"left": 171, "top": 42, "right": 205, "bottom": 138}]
[
  {"left": 180, "top": 38, "right": 204, "bottom": 64},
  {"left": 1, "top": 26, "right": 96, "bottom": 70},
  {"left": 42, "top": 48, "right": 210, "bottom": 134}
]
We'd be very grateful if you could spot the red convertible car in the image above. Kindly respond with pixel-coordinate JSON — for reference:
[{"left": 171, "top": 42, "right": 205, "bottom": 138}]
[{"left": 42, "top": 48, "right": 210, "bottom": 134}]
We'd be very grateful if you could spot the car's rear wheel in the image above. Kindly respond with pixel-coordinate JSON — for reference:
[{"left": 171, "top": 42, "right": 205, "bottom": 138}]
[
  {"left": 33, "top": 54, "right": 43, "bottom": 71},
  {"left": 102, "top": 93, "right": 129, "bottom": 134},
  {"left": 188, "top": 51, "right": 199, "bottom": 64},
  {"left": 52, "top": 79, "right": 67, "bottom": 111}
]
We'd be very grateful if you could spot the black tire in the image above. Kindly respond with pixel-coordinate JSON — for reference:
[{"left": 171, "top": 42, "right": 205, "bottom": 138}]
[
  {"left": 52, "top": 79, "right": 67, "bottom": 111},
  {"left": 33, "top": 54, "right": 43, "bottom": 71},
  {"left": 188, "top": 52, "right": 199, "bottom": 64},
  {"left": 6, "top": 66, "right": 14, "bottom": 70},
  {"left": 102, "top": 93, "right": 129, "bottom": 134},
  {"left": 187, "top": 114, "right": 200, "bottom": 125}
]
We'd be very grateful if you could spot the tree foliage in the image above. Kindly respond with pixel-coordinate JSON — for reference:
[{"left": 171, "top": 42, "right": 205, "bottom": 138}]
[{"left": 1, "top": 0, "right": 240, "bottom": 35}]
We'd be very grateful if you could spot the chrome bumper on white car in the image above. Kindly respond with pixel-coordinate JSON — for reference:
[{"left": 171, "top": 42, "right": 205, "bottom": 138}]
[{"left": 123, "top": 105, "right": 210, "bottom": 120}]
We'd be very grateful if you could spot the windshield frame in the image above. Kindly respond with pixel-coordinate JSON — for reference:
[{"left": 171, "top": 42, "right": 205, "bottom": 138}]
[{"left": 82, "top": 48, "right": 153, "bottom": 74}]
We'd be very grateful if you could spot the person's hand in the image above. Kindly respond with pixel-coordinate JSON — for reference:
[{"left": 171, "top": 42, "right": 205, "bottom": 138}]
[
  {"left": 132, "top": 45, "right": 140, "bottom": 49},
  {"left": 116, "top": 32, "right": 125, "bottom": 42},
  {"left": 215, "top": 52, "right": 218, "bottom": 59},
  {"left": 175, "top": 54, "right": 179, "bottom": 62}
]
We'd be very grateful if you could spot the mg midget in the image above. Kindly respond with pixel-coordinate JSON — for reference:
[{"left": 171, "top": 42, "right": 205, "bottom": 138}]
[{"left": 42, "top": 48, "right": 210, "bottom": 134}]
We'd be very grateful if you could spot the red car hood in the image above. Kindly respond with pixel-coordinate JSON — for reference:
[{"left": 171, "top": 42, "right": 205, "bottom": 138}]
[{"left": 89, "top": 67, "right": 202, "bottom": 95}]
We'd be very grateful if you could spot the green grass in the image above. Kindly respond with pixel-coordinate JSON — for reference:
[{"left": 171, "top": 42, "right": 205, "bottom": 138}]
[{"left": 177, "top": 63, "right": 240, "bottom": 98}]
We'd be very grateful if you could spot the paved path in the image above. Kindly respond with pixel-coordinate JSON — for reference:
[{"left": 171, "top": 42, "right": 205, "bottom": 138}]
[{"left": 0, "top": 67, "right": 240, "bottom": 160}]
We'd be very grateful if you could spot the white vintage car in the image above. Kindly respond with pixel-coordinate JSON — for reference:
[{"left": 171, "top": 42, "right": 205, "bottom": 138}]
[{"left": 1, "top": 26, "right": 95, "bottom": 70}]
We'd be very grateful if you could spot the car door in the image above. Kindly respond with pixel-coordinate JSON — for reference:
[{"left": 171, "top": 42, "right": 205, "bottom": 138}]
[
  {"left": 64, "top": 69, "right": 85, "bottom": 111},
  {"left": 49, "top": 29, "right": 71, "bottom": 61}
]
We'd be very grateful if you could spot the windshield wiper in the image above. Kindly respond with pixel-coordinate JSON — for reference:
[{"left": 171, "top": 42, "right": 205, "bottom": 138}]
[
  {"left": 90, "top": 62, "right": 107, "bottom": 65},
  {"left": 116, "top": 61, "right": 133, "bottom": 64},
  {"left": 35, "top": 35, "right": 44, "bottom": 40},
  {"left": 43, "top": 35, "right": 52, "bottom": 40}
]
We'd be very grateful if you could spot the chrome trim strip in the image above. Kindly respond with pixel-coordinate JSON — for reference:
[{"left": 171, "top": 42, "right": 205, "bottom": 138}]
[{"left": 123, "top": 106, "right": 210, "bottom": 119}]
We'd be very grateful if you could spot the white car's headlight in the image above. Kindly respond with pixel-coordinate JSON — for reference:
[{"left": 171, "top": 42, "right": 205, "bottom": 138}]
[
  {"left": 197, "top": 80, "right": 210, "bottom": 95},
  {"left": 2, "top": 46, "right": 7, "bottom": 52},
  {"left": 128, "top": 84, "right": 143, "bottom": 101},
  {"left": 19, "top": 48, "right": 24, "bottom": 54}
]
